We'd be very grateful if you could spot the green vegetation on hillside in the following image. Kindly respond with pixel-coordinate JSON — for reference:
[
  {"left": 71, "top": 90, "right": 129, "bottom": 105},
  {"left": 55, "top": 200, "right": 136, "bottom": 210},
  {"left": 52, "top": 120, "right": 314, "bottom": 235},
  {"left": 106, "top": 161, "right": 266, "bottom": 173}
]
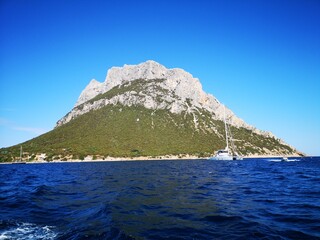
[
  {"left": 0, "top": 78, "right": 300, "bottom": 162},
  {"left": 0, "top": 104, "right": 298, "bottom": 162}
]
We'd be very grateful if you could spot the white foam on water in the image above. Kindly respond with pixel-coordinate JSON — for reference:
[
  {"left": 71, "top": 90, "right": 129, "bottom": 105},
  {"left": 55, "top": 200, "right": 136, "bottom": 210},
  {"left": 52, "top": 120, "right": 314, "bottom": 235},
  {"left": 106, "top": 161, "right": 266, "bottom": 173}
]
[
  {"left": 268, "top": 159, "right": 301, "bottom": 162},
  {"left": 0, "top": 222, "right": 57, "bottom": 240}
]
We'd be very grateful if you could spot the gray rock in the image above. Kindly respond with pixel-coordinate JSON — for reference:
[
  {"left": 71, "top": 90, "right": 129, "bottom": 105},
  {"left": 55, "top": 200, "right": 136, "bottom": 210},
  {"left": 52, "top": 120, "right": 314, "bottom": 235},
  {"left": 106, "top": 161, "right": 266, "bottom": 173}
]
[{"left": 56, "top": 61, "right": 273, "bottom": 139}]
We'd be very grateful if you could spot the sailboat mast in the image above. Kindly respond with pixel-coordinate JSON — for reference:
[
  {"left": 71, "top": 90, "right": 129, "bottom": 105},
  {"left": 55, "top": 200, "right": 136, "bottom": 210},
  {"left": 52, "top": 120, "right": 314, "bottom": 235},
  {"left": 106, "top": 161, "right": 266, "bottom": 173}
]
[
  {"left": 20, "top": 145, "right": 22, "bottom": 161},
  {"left": 224, "top": 106, "right": 229, "bottom": 150}
]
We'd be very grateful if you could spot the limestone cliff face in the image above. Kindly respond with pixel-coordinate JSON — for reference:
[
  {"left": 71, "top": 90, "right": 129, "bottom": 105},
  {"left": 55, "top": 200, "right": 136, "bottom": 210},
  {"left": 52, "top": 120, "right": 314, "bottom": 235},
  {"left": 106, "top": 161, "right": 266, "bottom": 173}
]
[
  {"left": 56, "top": 60, "right": 277, "bottom": 140},
  {"left": 75, "top": 60, "right": 212, "bottom": 109},
  {"left": 76, "top": 79, "right": 104, "bottom": 105}
]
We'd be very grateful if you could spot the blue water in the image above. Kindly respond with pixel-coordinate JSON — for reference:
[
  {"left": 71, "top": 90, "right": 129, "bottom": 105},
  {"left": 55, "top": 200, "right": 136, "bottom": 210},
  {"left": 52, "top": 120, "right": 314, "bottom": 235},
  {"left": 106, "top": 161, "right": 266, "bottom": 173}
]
[{"left": 0, "top": 157, "right": 319, "bottom": 240}]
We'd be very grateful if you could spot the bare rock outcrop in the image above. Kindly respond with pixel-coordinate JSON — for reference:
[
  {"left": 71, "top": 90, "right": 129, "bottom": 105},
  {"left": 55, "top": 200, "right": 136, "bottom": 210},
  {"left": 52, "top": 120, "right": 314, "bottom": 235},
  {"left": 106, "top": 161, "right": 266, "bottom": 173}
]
[{"left": 57, "top": 61, "right": 275, "bottom": 139}]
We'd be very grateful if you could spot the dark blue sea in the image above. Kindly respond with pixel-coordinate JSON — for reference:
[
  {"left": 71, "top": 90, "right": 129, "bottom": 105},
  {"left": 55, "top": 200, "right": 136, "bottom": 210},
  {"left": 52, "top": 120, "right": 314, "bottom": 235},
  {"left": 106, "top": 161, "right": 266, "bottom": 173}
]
[{"left": 1, "top": 157, "right": 319, "bottom": 240}]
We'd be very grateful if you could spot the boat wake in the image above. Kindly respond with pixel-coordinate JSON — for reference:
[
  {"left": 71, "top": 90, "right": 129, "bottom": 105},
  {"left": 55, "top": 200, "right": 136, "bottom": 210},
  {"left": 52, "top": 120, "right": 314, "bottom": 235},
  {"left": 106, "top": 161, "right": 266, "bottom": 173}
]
[
  {"left": 0, "top": 221, "right": 57, "bottom": 240},
  {"left": 268, "top": 159, "right": 301, "bottom": 162}
]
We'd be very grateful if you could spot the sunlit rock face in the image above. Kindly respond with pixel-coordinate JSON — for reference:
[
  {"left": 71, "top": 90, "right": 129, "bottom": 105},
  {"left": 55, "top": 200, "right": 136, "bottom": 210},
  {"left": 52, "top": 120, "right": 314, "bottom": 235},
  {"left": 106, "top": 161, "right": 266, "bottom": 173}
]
[{"left": 56, "top": 60, "right": 276, "bottom": 140}]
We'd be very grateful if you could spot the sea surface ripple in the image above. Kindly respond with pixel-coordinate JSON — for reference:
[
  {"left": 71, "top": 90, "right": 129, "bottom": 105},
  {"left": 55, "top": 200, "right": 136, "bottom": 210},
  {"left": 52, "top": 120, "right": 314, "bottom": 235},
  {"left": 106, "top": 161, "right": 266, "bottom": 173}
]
[{"left": 0, "top": 157, "right": 319, "bottom": 239}]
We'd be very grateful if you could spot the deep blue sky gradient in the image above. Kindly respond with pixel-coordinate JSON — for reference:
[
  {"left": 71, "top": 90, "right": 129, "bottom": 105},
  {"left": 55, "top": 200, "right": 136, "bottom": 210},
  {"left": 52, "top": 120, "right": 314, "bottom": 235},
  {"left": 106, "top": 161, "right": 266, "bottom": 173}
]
[{"left": 1, "top": 0, "right": 319, "bottom": 155}]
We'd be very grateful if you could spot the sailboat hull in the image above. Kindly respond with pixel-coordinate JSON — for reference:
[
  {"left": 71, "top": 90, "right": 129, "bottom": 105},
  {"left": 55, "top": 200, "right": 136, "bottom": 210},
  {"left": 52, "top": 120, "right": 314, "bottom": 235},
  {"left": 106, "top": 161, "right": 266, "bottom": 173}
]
[
  {"left": 210, "top": 155, "right": 234, "bottom": 160},
  {"left": 210, "top": 149, "right": 243, "bottom": 160}
]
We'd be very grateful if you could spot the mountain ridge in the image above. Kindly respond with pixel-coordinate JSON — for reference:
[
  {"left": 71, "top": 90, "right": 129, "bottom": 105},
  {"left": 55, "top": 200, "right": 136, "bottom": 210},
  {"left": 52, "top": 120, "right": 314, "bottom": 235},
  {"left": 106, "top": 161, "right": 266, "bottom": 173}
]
[
  {"left": 0, "top": 61, "right": 302, "bottom": 162},
  {"left": 57, "top": 61, "right": 271, "bottom": 137}
]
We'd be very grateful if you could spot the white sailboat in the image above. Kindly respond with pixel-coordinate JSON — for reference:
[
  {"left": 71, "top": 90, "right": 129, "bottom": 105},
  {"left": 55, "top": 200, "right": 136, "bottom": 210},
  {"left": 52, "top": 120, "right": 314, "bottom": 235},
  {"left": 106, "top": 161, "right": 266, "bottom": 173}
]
[{"left": 211, "top": 107, "right": 242, "bottom": 160}]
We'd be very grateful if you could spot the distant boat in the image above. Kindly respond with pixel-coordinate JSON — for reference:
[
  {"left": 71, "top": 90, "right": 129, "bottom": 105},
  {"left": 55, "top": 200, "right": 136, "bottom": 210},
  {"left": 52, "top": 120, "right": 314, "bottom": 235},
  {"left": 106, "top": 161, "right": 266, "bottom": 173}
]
[
  {"left": 12, "top": 146, "right": 26, "bottom": 164},
  {"left": 211, "top": 107, "right": 242, "bottom": 160}
]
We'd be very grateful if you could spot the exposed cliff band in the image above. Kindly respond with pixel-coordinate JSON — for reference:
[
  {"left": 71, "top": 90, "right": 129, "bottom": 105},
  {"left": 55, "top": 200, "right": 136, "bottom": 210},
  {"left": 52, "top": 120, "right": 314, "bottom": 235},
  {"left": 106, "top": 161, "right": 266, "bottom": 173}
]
[{"left": 57, "top": 61, "right": 274, "bottom": 139}]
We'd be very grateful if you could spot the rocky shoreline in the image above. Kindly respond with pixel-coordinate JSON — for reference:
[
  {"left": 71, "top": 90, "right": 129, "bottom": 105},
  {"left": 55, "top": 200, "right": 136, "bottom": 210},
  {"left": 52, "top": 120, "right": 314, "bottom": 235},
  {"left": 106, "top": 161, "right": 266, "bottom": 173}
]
[{"left": 0, "top": 154, "right": 304, "bottom": 164}]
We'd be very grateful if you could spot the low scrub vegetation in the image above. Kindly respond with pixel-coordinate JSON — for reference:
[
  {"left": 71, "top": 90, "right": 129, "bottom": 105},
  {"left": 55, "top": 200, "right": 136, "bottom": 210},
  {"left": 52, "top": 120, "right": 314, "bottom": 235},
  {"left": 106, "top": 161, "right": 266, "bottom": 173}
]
[{"left": 0, "top": 104, "right": 297, "bottom": 162}]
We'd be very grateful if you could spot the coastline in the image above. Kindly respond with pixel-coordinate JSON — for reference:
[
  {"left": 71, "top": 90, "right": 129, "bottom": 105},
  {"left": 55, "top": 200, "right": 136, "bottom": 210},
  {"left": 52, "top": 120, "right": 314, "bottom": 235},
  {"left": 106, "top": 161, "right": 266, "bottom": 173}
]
[{"left": 0, "top": 154, "right": 306, "bottom": 164}]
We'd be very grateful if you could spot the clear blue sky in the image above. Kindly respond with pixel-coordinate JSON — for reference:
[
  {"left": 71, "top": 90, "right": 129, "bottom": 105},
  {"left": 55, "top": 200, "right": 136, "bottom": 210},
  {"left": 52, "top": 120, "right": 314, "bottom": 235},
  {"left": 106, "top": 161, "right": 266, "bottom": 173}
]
[{"left": 1, "top": 0, "right": 319, "bottom": 155}]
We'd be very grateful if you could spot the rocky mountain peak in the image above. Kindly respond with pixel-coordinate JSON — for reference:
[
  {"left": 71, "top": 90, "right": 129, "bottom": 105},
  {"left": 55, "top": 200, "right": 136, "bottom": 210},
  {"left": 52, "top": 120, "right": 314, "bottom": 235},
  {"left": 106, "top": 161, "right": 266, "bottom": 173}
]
[
  {"left": 76, "top": 79, "right": 103, "bottom": 106},
  {"left": 75, "top": 60, "right": 204, "bottom": 107},
  {"left": 59, "top": 61, "right": 274, "bottom": 137},
  {"left": 61, "top": 61, "right": 249, "bottom": 129},
  {"left": 49, "top": 60, "right": 302, "bottom": 156},
  {"left": 103, "top": 60, "right": 168, "bottom": 94},
  {"left": 0, "top": 61, "right": 300, "bottom": 162}
]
